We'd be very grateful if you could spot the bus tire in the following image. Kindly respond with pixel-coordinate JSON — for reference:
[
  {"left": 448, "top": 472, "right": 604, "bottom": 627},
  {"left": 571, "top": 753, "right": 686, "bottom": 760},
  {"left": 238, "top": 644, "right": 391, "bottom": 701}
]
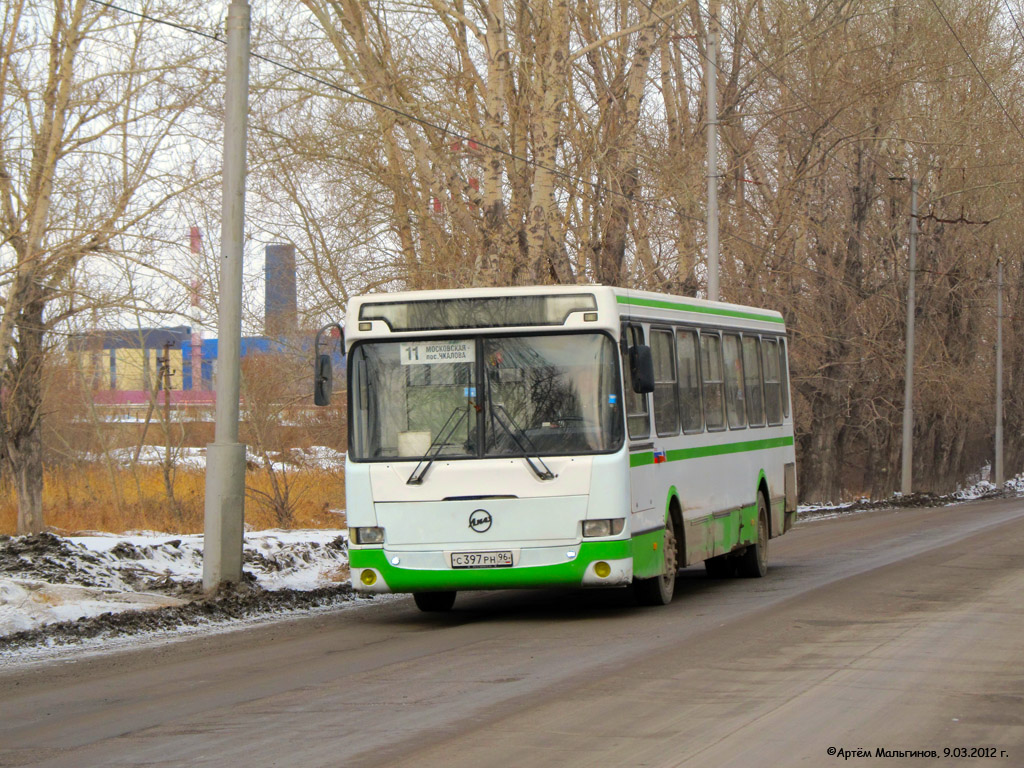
[
  {"left": 635, "top": 515, "right": 677, "bottom": 606},
  {"left": 736, "top": 493, "right": 769, "bottom": 578},
  {"left": 413, "top": 591, "right": 457, "bottom": 612},
  {"left": 704, "top": 554, "right": 736, "bottom": 578}
]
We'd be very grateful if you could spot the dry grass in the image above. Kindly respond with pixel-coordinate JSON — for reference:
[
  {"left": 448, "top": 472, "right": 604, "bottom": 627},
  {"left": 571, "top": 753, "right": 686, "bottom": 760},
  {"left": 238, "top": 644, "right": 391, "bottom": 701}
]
[{"left": 0, "top": 464, "right": 346, "bottom": 536}]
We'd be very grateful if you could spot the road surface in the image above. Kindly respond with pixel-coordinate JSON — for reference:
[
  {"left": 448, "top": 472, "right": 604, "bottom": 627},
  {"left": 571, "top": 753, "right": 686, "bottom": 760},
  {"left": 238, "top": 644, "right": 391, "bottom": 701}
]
[{"left": 2, "top": 497, "right": 1023, "bottom": 767}]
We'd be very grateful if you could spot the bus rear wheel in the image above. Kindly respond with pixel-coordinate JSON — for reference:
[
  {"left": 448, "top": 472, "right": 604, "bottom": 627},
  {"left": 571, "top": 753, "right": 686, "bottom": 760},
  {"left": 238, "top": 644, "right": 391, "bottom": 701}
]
[
  {"left": 635, "top": 515, "right": 677, "bottom": 606},
  {"left": 413, "top": 591, "right": 456, "bottom": 612},
  {"left": 736, "top": 493, "right": 769, "bottom": 578}
]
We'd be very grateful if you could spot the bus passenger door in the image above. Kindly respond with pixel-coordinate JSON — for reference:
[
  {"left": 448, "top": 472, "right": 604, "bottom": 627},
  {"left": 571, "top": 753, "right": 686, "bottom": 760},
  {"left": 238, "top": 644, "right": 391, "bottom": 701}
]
[{"left": 622, "top": 324, "right": 656, "bottom": 522}]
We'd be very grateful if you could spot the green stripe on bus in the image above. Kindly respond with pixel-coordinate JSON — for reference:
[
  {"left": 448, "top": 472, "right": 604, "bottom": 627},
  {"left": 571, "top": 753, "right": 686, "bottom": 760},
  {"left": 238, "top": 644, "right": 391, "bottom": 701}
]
[
  {"left": 630, "top": 452, "right": 655, "bottom": 468},
  {"left": 666, "top": 435, "right": 793, "bottom": 462},
  {"left": 616, "top": 295, "right": 785, "bottom": 324},
  {"left": 630, "top": 435, "right": 794, "bottom": 467}
]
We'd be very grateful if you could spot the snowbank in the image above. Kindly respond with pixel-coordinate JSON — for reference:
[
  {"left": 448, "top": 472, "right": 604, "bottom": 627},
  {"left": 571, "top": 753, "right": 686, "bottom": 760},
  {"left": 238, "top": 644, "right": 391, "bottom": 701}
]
[
  {"left": 797, "top": 474, "right": 1024, "bottom": 520},
  {"left": 0, "top": 529, "right": 350, "bottom": 639}
]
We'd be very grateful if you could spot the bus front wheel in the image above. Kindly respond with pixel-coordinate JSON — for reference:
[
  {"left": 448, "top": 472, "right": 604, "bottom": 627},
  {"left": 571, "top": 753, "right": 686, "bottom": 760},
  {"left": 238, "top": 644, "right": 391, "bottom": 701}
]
[
  {"left": 413, "top": 591, "right": 457, "bottom": 612},
  {"left": 635, "top": 515, "right": 678, "bottom": 606}
]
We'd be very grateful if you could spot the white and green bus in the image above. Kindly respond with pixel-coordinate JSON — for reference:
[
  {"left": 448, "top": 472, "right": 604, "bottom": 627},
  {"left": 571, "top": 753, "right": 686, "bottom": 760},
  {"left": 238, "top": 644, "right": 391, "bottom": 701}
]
[{"left": 313, "top": 285, "right": 797, "bottom": 611}]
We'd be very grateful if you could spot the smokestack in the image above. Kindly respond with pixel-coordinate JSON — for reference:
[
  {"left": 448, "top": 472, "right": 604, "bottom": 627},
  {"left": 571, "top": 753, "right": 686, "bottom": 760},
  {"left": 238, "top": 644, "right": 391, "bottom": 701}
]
[{"left": 265, "top": 243, "right": 297, "bottom": 337}]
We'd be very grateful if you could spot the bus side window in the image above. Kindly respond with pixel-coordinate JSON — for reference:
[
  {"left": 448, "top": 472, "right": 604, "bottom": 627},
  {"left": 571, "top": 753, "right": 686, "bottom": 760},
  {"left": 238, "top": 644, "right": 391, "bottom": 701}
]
[
  {"left": 779, "top": 338, "right": 791, "bottom": 419},
  {"left": 742, "top": 336, "right": 765, "bottom": 427},
  {"left": 651, "top": 328, "right": 680, "bottom": 436},
  {"left": 700, "top": 332, "right": 726, "bottom": 431},
  {"left": 676, "top": 329, "right": 703, "bottom": 433},
  {"left": 723, "top": 333, "right": 746, "bottom": 429},
  {"left": 622, "top": 325, "right": 651, "bottom": 439},
  {"left": 763, "top": 338, "right": 783, "bottom": 426}
]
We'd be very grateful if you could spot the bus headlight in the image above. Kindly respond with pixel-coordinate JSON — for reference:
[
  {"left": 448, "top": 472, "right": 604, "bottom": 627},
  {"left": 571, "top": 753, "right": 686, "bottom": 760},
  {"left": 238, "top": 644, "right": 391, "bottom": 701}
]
[
  {"left": 360, "top": 569, "right": 378, "bottom": 586},
  {"left": 582, "top": 518, "right": 625, "bottom": 537},
  {"left": 352, "top": 526, "right": 385, "bottom": 544}
]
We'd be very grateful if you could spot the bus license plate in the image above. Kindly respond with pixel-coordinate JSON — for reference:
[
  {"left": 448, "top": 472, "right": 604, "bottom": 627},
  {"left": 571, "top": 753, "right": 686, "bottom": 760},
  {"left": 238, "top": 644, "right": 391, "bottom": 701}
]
[{"left": 450, "top": 551, "right": 513, "bottom": 569}]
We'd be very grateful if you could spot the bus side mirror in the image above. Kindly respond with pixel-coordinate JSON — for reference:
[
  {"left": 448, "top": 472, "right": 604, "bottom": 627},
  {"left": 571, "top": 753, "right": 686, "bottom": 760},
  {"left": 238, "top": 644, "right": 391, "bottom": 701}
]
[
  {"left": 313, "top": 322, "right": 344, "bottom": 406},
  {"left": 314, "top": 354, "right": 333, "bottom": 406},
  {"left": 629, "top": 345, "right": 655, "bottom": 394}
]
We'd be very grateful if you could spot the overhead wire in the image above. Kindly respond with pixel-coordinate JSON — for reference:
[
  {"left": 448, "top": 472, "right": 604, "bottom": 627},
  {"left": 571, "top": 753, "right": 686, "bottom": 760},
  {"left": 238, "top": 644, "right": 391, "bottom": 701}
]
[
  {"left": 929, "top": 0, "right": 1024, "bottom": 146},
  {"left": 1004, "top": 0, "right": 1024, "bottom": 48},
  {"left": 97, "top": 0, "right": 849, "bottom": 305},
  {"left": 644, "top": 1, "right": 928, "bottom": 297},
  {"left": 692, "top": 1, "right": 1017, "bottom": 291},
  {"left": 88, "top": 0, "right": 808, "bottom": 285},
  {"left": 86, "top": 0, "right": 654, "bottom": 214},
  {"left": 88, "top": 0, "right": 1013, "bottom": 298}
]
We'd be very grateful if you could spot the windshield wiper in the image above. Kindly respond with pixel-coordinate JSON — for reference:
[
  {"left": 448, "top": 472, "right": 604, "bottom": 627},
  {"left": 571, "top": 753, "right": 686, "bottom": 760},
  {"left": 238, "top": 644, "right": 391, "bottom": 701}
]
[
  {"left": 406, "top": 406, "right": 470, "bottom": 485},
  {"left": 490, "top": 402, "right": 556, "bottom": 481}
]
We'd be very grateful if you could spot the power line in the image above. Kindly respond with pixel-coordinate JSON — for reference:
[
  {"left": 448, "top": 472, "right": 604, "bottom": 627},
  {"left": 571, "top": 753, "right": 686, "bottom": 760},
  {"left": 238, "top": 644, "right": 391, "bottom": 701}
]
[
  {"left": 88, "top": 0, "right": 816, "bottom": 285},
  {"left": 680, "top": 2, "right": 1016, "bottom": 293},
  {"left": 635, "top": 2, "right": 934, "bottom": 296},
  {"left": 1004, "top": 0, "right": 1024, "bottom": 48},
  {"left": 685, "top": 1, "right": 1024, "bottom": 222},
  {"left": 88, "top": 0, "right": 1005, "bottom": 298},
  {"left": 107, "top": 1, "right": 865, "bottom": 302},
  {"left": 928, "top": 0, "right": 1024, "bottom": 146},
  {"left": 88, "top": 0, "right": 677, "bottom": 218}
]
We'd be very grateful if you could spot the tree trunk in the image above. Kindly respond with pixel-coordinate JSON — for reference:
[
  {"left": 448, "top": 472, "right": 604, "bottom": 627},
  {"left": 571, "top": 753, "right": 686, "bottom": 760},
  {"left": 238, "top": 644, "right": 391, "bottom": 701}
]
[
  {"left": 4, "top": 300, "right": 47, "bottom": 535},
  {"left": 1006, "top": 261, "right": 1024, "bottom": 474},
  {"left": 799, "top": 388, "right": 845, "bottom": 503},
  {"left": 9, "top": 427, "right": 44, "bottom": 535}
]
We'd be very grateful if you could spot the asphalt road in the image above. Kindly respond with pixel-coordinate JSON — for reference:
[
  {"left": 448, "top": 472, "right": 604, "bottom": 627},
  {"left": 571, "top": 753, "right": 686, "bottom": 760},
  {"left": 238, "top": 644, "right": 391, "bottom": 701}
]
[{"left": 2, "top": 497, "right": 1023, "bottom": 768}]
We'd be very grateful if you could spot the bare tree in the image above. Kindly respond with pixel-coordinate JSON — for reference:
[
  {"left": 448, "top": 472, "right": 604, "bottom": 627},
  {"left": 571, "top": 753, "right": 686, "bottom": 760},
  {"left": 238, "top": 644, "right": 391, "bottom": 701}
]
[
  {"left": 0, "top": 1, "right": 216, "bottom": 533},
  {"left": 194, "top": 0, "right": 1024, "bottom": 503}
]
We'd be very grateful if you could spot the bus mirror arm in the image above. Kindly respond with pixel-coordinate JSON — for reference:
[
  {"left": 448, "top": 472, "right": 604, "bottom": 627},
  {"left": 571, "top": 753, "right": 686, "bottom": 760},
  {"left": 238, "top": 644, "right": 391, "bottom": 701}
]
[
  {"left": 629, "top": 345, "right": 655, "bottom": 394},
  {"left": 313, "top": 323, "right": 344, "bottom": 406}
]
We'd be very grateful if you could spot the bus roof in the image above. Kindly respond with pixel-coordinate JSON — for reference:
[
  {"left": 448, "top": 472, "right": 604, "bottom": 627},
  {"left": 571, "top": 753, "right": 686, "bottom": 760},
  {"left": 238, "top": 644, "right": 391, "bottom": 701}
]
[
  {"left": 346, "top": 285, "right": 785, "bottom": 337},
  {"left": 612, "top": 287, "right": 785, "bottom": 326}
]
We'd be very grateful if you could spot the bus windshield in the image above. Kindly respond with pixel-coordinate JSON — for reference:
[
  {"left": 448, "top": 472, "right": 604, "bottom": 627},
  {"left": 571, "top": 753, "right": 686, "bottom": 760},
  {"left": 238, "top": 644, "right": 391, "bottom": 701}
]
[{"left": 349, "top": 333, "right": 623, "bottom": 461}]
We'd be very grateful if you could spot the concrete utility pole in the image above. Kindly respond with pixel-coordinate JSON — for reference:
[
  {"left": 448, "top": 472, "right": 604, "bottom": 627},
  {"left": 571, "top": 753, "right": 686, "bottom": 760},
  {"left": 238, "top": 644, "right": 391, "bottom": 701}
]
[
  {"left": 900, "top": 179, "right": 918, "bottom": 496},
  {"left": 203, "top": 0, "right": 250, "bottom": 592},
  {"left": 995, "top": 256, "right": 1004, "bottom": 486},
  {"left": 705, "top": 0, "right": 720, "bottom": 302},
  {"left": 189, "top": 227, "right": 202, "bottom": 392}
]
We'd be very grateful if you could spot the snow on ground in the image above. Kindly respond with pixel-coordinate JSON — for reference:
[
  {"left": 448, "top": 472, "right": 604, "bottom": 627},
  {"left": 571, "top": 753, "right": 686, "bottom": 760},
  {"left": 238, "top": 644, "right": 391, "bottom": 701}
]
[
  {"left": 953, "top": 473, "right": 1024, "bottom": 500},
  {"left": 0, "top": 529, "right": 354, "bottom": 652},
  {"left": 796, "top": 474, "right": 1024, "bottom": 520}
]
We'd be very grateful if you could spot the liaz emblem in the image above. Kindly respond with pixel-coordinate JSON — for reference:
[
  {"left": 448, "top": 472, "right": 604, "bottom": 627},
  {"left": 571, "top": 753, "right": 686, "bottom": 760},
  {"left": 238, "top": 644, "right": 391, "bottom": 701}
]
[{"left": 469, "top": 509, "right": 492, "bottom": 533}]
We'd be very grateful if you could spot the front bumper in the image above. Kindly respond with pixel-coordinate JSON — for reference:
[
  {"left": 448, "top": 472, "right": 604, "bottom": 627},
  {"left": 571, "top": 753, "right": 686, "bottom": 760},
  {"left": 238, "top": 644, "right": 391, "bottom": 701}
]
[{"left": 350, "top": 539, "right": 632, "bottom": 593}]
